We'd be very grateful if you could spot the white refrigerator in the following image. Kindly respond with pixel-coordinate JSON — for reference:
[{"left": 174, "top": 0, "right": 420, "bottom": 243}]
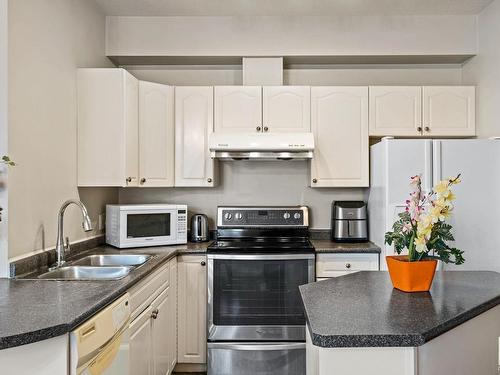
[{"left": 368, "top": 138, "right": 500, "bottom": 271}]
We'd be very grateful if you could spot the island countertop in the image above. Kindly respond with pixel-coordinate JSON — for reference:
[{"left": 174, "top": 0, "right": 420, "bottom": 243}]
[{"left": 300, "top": 271, "right": 500, "bottom": 348}]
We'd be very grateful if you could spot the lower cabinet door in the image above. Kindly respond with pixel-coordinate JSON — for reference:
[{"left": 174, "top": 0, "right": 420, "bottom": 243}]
[
  {"left": 152, "top": 287, "right": 171, "bottom": 375},
  {"left": 130, "top": 306, "right": 153, "bottom": 375},
  {"left": 207, "top": 342, "right": 305, "bottom": 375}
]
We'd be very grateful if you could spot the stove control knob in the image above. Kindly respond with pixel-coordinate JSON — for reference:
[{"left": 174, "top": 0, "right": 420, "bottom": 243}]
[
  {"left": 283, "top": 212, "right": 291, "bottom": 220},
  {"left": 224, "top": 212, "right": 233, "bottom": 221},
  {"left": 294, "top": 213, "right": 301, "bottom": 220},
  {"left": 235, "top": 212, "right": 243, "bottom": 221}
]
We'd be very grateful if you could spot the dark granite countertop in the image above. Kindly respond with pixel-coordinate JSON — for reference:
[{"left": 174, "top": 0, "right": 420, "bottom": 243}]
[
  {"left": 0, "top": 242, "right": 208, "bottom": 350},
  {"left": 311, "top": 240, "right": 380, "bottom": 253},
  {"left": 300, "top": 271, "right": 500, "bottom": 348}
]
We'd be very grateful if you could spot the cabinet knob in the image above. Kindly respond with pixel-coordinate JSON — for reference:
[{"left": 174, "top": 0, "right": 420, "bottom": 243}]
[
  {"left": 417, "top": 126, "right": 423, "bottom": 132},
  {"left": 263, "top": 126, "right": 269, "bottom": 132},
  {"left": 140, "top": 178, "right": 146, "bottom": 184},
  {"left": 201, "top": 261, "right": 206, "bottom": 266},
  {"left": 345, "top": 263, "right": 351, "bottom": 269},
  {"left": 126, "top": 177, "right": 132, "bottom": 183},
  {"left": 207, "top": 178, "right": 212, "bottom": 183},
  {"left": 151, "top": 308, "right": 159, "bottom": 319},
  {"left": 312, "top": 178, "right": 318, "bottom": 183},
  {"left": 256, "top": 126, "right": 262, "bottom": 132},
  {"left": 425, "top": 126, "right": 430, "bottom": 132}
]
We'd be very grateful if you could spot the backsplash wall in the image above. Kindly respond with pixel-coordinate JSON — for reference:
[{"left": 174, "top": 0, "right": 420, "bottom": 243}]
[{"left": 119, "top": 161, "right": 367, "bottom": 229}]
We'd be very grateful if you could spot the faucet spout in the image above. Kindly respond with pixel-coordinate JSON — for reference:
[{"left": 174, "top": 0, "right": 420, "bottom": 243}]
[{"left": 54, "top": 199, "right": 93, "bottom": 268}]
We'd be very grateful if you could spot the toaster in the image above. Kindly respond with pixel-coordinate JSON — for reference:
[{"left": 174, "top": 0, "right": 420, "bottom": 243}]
[{"left": 331, "top": 201, "right": 368, "bottom": 242}]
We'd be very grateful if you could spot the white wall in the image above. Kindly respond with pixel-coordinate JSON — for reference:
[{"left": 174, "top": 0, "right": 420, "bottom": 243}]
[
  {"left": 0, "top": 0, "right": 8, "bottom": 276},
  {"left": 7, "top": 0, "right": 118, "bottom": 259},
  {"left": 106, "top": 15, "right": 477, "bottom": 58},
  {"left": 462, "top": 0, "right": 500, "bottom": 138}
]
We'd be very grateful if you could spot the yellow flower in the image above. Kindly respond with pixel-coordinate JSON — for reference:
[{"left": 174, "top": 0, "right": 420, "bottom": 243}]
[
  {"left": 434, "top": 180, "right": 449, "bottom": 194},
  {"left": 414, "top": 236, "right": 428, "bottom": 253}
]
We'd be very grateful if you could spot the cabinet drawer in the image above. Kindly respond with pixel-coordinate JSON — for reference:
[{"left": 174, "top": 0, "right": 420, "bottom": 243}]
[
  {"left": 129, "top": 260, "right": 171, "bottom": 320},
  {"left": 316, "top": 253, "right": 379, "bottom": 278}
]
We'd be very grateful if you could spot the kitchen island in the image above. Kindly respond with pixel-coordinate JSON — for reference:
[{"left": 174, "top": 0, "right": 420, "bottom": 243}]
[{"left": 300, "top": 271, "right": 500, "bottom": 375}]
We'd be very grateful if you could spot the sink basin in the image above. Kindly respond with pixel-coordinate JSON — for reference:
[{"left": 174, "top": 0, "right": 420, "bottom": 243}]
[
  {"left": 70, "top": 254, "right": 152, "bottom": 267},
  {"left": 37, "top": 266, "right": 133, "bottom": 280}
]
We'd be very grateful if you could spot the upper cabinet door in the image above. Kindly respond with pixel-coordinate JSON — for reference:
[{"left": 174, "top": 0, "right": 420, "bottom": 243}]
[
  {"left": 422, "top": 86, "right": 476, "bottom": 137},
  {"left": 175, "top": 87, "right": 216, "bottom": 187},
  {"left": 214, "top": 86, "right": 262, "bottom": 133},
  {"left": 369, "top": 86, "right": 422, "bottom": 137},
  {"left": 263, "top": 86, "right": 311, "bottom": 132},
  {"left": 311, "top": 87, "right": 369, "bottom": 187},
  {"left": 139, "top": 81, "right": 175, "bottom": 187},
  {"left": 77, "top": 68, "right": 139, "bottom": 187}
]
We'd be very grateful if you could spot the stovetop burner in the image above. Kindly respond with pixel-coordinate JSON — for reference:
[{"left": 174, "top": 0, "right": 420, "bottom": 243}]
[{"left": 208, "top": 206, "right": 315, "bottom": 253}]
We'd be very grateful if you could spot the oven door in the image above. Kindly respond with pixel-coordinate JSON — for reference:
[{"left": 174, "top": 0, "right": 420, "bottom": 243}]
[
  {"left": 207, "top": 253, "right": 315, "bottom": 341},
  {"left": 120, "top": 209, "right": 177, "bottom": 247}
]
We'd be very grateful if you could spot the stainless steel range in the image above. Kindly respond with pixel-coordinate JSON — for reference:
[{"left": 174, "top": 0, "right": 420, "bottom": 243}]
[{"left": 207, "top": 206, "right": 315, "bottom": 375}]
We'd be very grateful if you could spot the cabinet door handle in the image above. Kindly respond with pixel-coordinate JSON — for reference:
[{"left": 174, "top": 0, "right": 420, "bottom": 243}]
[
  {"left": 425, "top": 126, "right": 430, "bottom": 132},
  {"left": 312, "top": 178, "right": 318, "bottom": 183},
  {"left": 345, "top": 263, "right": 351, "bottom": 269},
  {"left": 207, "top": 178, "right": 212, "bottom": 183},
  {"left": 256, "top": 126, "right": 262, "bottom": 132},
  {"left": 140, "top": 178, "right": 146, "bottom": 184},
  {"left": 126, "top": 177, "right": 132, "bottom": 183},
  {"left": 417, "top": 126, "right": 423, "bottom": 132},
  {"left": 263, "top": 126, "right": 269, "bottom": 132},
  {"left": 201, "top": 261, "right": 206, "bottom": 266},
  {"left": 151, "top": 308, "right": 159, "bottom": 319}
]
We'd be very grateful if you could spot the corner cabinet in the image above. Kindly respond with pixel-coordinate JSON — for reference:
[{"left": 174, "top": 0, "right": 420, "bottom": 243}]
[
  {"left": 311, "top": 87, "right": 369, "bottom": 187},
  {"left": 175, "top": 87, "right": 216, "bottom": 187},
  {"left": 369, "top": 86, "right": 475, "bottom": 137},
  {"left": 77, "top": 68, "right": 139, "bottom": 187},
  {"left": 177, "top": 255, "right": 207, "bottom": 365},
  {"left": 139, "top": 81, "right": 175, "bottom": 187},
  {"left": 129, "top": 258, "right": 177, "bottom": 375}
]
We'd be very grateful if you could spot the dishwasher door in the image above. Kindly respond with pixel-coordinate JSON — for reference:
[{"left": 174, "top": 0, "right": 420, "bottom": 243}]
[
  {"left": 207, "top": 342, "right": 306, "bottom": 375},
  {"left": 70, "top": 293, "right": 131, "bottom": 375}
]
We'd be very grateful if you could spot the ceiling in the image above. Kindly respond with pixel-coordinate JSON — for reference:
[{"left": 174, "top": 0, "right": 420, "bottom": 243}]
[{"left": 95, "top": 0, "right": 494, "bottom": 16}]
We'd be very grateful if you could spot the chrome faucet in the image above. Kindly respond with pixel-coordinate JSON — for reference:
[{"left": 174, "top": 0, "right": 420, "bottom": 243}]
[{"left": 53, "top": 199, "right": 93, "bottom": 268}]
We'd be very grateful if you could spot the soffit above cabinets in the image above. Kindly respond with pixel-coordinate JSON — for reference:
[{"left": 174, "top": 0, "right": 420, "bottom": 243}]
[
  {"left": 96, "top": 0, "right": 493, "bottom": 16},
  {"left": 109, "top": 54, "right": 475, "bottom": 67}
]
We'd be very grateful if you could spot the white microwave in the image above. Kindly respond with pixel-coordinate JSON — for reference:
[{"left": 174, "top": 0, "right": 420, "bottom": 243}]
[{"left": 106, "top": 204, "right": 187, "bottom": 248}]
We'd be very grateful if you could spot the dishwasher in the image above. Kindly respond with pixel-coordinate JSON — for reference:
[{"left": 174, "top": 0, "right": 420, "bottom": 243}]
[{"left": 70, "top": 293, "right": 131, "bottom": 375}]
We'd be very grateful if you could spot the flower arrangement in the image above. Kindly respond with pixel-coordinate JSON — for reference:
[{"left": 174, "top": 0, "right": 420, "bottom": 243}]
[{"left": 385, "top": 174, "right": 464, "bottom": 264}]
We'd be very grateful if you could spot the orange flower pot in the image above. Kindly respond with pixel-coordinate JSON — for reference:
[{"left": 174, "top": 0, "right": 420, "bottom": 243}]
[{"left": 386, "top": 255, "right": 437, "bottom": 292}]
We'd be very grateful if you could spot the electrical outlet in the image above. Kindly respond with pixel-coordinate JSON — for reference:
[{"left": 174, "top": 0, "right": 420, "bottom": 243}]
[{"left": 98, "top": 214, "right": 105, "bottom": 231}]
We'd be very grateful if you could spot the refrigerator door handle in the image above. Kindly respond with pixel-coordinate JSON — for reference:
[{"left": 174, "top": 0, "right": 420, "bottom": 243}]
[
  {"left": 432, "top": 140, "right": 442, "bottom": 187},
  {"left": 424, "top": 140, "right": 434, "bottom": 193}
]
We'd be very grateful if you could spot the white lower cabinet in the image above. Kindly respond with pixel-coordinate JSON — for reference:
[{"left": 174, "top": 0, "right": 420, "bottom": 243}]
[
  {"left": 316, "top": 253, "right": 379, "bottom": 280},
  {"left": 129, "top": 258, "right": 177, "bottom": 375},
  {"left": 177, "top": 255, "right": 207, "bottom": 364}
]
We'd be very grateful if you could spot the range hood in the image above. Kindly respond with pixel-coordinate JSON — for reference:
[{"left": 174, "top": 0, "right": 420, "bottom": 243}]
[{"left": 209, "top": 132, "right": 314, "bottom": 161}]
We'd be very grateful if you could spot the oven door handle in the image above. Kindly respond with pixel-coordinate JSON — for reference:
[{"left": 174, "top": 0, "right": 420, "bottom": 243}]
[
  {"left": 207, "top": 342, "right": 306, "bottom": 351},
  {"left": 207, "top": 254, "right": 315, "bottom": 260}
]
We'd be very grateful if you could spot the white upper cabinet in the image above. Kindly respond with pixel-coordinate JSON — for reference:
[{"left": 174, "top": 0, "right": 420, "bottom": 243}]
[
  {"left": 311, "top": 87, "right": 369, "bottom": 187},
  {"left": 369, "top": 86, "right": 422, "bottom": 137},
  {"left": 175, "top": 86, "right": 216, "bottom": 187},
  {"left": 78, "top": 68, "right": 139, "bottom": 187},
  {"left": 139, "top": 81, "right": 175, "bottom": 187},
  {"left": 263, "top": 86, "right": 311, "bottom": 132},
  {"left": 215, "top": 86, "right": 262, "bottom": 133},
  {"left": 422, "top": 86, "right": 476, "bottom": 136}
]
